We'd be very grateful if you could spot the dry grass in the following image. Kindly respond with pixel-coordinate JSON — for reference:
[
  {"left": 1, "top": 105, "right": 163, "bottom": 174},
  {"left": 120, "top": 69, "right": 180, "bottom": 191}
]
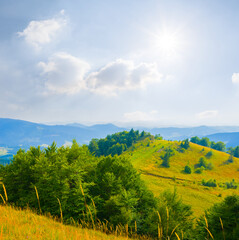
[{"left": 0, "top": 205, "right": 131, "bottom": 240}]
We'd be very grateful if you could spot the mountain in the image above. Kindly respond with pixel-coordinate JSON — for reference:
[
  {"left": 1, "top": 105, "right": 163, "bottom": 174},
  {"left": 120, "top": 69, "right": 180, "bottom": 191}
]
[
  {"left": 147, "top": 125, "right": 239, "bottom": 140},
  {"left": 2, "top": 118, "right": 239, "bottom": 157},
  {"left": 206, "top": 132, "right": 239, "bottom": 147},
  {"left": 0, "top": 118, "right": 126, "bottom": 150}
]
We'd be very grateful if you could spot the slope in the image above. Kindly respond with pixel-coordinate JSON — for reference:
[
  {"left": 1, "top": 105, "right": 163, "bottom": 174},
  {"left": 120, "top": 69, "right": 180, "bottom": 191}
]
[
  {"left": 0, "top": 205, "right": 129, "bottom": 240},
  {"left": 123, "top": 139, "right": 239, "bottom": 217}
]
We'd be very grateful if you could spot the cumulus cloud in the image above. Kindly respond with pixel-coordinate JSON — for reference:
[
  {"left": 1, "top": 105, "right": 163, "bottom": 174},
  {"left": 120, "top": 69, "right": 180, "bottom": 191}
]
[
  {"left": 124, "top": 110, "right": 159, "bottom": 122},
  {"left": 232, "top": 73, "right": 239, "bottom": 84},
  {"left": 196, "top": 110, "right": 218, "bottom": 119},
  {"left": 18, "top": 10, "right": 66, "bottom": 49},
  {"left": 37, "top": 55, "right": 163, "bottom": 95},
  {"left": 86, "top": 59, "right": 162, "bottom": 94},
  {"left": 38, "top": 52, "right": 90, "bottom": 94}
]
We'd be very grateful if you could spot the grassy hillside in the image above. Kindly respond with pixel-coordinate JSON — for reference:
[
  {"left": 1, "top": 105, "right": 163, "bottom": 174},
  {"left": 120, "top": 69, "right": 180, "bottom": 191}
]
[
  {"left": 123, "top": 139, "right": 239, "bottom": 217},
  {"left": 0, "top": 205, "right": 129, "bottom": 240}
]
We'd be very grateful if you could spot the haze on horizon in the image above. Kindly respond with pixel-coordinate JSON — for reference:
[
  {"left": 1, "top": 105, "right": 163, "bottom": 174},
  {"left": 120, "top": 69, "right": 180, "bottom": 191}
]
[{"left": 1, "top": 0, "right": 239, "bottom": 127}]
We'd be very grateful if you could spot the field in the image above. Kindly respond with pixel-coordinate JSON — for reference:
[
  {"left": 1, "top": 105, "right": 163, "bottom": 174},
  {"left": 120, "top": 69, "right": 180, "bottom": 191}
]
[{"left": 123, "top": 139, "right": 239, "bottom": 217}]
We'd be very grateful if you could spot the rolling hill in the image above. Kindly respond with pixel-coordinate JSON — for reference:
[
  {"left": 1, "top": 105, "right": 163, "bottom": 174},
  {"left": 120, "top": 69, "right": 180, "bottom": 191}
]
[{"left": 122, "top": 138, "right": 239, "bottom": 217}]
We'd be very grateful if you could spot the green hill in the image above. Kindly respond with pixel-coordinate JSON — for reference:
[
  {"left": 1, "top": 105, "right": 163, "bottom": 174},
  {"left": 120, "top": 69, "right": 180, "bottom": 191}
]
[{"left": 122, "top": 138, "right": 239, "bottom": 217}]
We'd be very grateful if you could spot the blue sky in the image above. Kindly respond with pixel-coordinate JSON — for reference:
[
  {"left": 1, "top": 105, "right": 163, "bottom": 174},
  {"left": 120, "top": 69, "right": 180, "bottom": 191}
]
[{"left": 1, "top": 0, "right": 239, "bottom": 126}]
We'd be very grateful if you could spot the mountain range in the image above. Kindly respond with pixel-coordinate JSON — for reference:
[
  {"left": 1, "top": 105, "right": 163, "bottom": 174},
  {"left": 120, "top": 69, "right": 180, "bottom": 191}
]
[{"left": 1, "top": 118, "right": 239, "bottom": 158}]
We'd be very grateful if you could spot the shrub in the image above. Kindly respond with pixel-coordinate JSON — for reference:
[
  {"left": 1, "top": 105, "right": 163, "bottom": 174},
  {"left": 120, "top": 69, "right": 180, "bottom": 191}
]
[
  {"left": 180, "top": 139, "right": 190, "bottom": 149},
  {"left": 184, "top": 165, "right": 192, "bottom": 174},
  {"left": 197, "top": 157, "right": 213, "bottom": 170},
  {"left": 195, "top": 166, "right": 205, "bottom": 174},
  {"left": 207, "top": 162, "right": 214, "bottom": 170},
  {"left": 199, "top": 157, "right": 207, "bottom": 168},
  {"left": 161, "top": 148, "right": 174, "bottom": 168},
  {"left": 225, "top": 179, "right": 238, "bottom": 189},
  {"left": 202, "top": 179, "right": 217, "bottom": 187},
  {"left": 205, "top": 150, "right": 213, "bottom": 158}
]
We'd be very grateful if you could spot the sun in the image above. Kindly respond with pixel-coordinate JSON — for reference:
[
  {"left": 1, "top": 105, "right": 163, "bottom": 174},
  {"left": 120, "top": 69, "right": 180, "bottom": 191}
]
[
  {"left": 158, "top": 33, "right": 178, "bottom": 53},
  {"left": 148, "top": 27, "right": 185, "bottom": 61}
]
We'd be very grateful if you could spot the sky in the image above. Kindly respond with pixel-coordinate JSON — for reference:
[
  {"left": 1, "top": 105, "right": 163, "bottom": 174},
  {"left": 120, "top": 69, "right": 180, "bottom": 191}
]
[{"left": 1, "top": 0, "right": 239, "bottom": 127}]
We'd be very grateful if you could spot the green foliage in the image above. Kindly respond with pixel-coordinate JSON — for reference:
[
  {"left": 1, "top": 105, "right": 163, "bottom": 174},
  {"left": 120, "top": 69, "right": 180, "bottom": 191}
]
[
  {"left": 180, "top": 139, "right": 190, "bottom": 149},
  {"left": 197, "top": 157, "right": 213, "bottom": 170},
  {"left": 199, "top": 137, "right": 211, "bottom": 147},
  {"left": 184, "top": 165, "right": 192, "bottom": 174},
  {"left": 144, "top": 189, "right": 193, "bottom": 239},
  {"left": 0, "top": 141, "right": 160, "bottom": 237},
  {"left": 211, "top": 141, "right": 226, "bottom": 151},
  {"left": 225, "top": 179, "right": 238, "bottom": 189},
  {"left": 196, "top": 195, "right": 239, "bottom": 240},
  {"left": 88, "top": 129, "right": 152, "bottom": 157},
  {"left": 202, "top": 179, "right": 217, "bottom": 187},
  {"left": 190, "top": 136, "right": 226, "bottom": 152},
  {"left": 90, "top": 155, "right": 157, "bottom": 231},
  {"left": 205, "top": 150, "right": 213, "bottom": 158},
  {"left": 154, "top": 134, "right": 163, "bottom": 140},
  {"left": 190, "top": 136, "right": 200, "bottom": 144},
  {"left": 198, "top": 157, "right": 207, "bottom": 168},
  {"left": 195, "top": 166, "right": 205, "bottom": 174},
  {"left": 161, "top": 148, "right": 175, "bottom": 168}
]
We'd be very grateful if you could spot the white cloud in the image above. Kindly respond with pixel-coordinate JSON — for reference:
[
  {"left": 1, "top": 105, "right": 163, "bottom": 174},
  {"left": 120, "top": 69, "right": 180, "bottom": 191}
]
[
  {"left": 86, "top": 59, "right": 162, "bottom": 94},
  {"left": 196, "top": 110, "right": 218, "bottom": 119},
  {"left": 124, "top": 110, "right": 159, "bottom": 122},
  {"left": 38, "top": 52, "right": 90, "bottom": 94},
  {"left": 18, "top": 11, "right": 66, "bottom": 49},
  {"left": 232, "top": 73, "right": 239, "bottom": 84},
  {"left": 41, "top": 144, "right": 49, "bottom": 148},
  {"left": 38, "top": 56, "right": 163, "bottom": 95},
  {"left": 63, "top": 141, "right": 73, "bottom": 147}
]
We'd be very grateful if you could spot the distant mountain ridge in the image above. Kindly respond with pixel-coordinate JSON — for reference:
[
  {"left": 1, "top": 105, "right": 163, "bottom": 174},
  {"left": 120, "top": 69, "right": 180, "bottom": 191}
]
[
  {"left": 1, "top": 118, "right": 239, "bottom": 157},
  {"left": 0, "top": 118, "right": 126, "bottom": 149},
  {"left": 206, "top": 132, "right": 239, "bottom": 147}
]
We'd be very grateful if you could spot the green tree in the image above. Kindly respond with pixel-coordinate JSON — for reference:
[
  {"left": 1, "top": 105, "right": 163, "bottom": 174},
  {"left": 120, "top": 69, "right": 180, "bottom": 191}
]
[
  {"left": 184, "top": 165, "right": 192, "bottom": 174},
  {"left": 145, "top": 190, "right": 193, "bottom": 239},
  {"left": 180, "top": 139, "right": 190, "bottom": 149},
  {"left": 161, "top": 148, "right": 174, "bottom": 168},
  {"left": 199, "top": 137, "right": 210, "bottom": 147},
  {"left": 211, "top": 141, "right": 226, "bottom": 151},
  {"left": 196, "top": 195, "right": 239, "bottom": 240},
  {"left": 190, "top": 136, "right": 200, "bottom": 144}
]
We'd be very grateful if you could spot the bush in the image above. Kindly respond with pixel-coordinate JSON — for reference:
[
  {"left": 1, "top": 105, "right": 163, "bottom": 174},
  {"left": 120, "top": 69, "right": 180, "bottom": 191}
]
[
  {"left": 195, "top": 166, "right": 205, "bottom": 174},
  {"left": 202, "top": 179, "right": 217, "bottom": 187},
  {"left": 225, "top": 179, "right": 238, "bottom": 189},
  {"left": 184, "top": 165, "right": 192, "bottom": 174},
  {"left": 205, "top": 150, "right": 213, "bottom": 158},
  {"left": 197, "top": 157, "right": 213, "bottom": 170},
  {"left": 180, "top": 139, "right": 190, "bottom": 149},
  {"left": 161, "top": 148, "right": 175, "bottom": 168},
  {"left": 199, "top": 157, "right": 207, "bottom": 168},
  {"left": 207, "top": 162, "right": 214, "bottom": 170}
]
